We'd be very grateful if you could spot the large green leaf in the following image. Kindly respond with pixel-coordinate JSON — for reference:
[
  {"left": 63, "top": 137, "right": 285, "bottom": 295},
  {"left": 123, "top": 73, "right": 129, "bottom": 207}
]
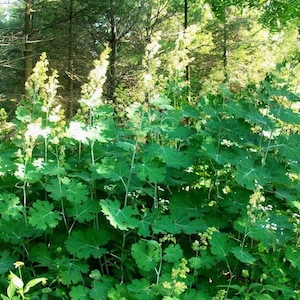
[
  {"left": 127, "top": 279, "right": 155, "bottom": 300},
  {"left": 169, "top": 191, "right": 205, "bottom": 217},
  {"left": 0, "top": 251, "right": 17, "bottom": 275},
  {"left": 152, "top": 215, "right": 176, "bottom": 234},
  {"left": 95, "top": 157, "right": 130, "bottom": 182},
  {"left": 163, "top": 244, "right": 183, "bottom": 263},
  {"left": 65, "top": 228, "right": 110, "bottom": 259},
  {"left": 0, "top": 193, "right": 23, "bottom": 220},
  {"left": 70, "top": 285, "right": 90, "bottom": 300},
  {"left": 135, "top": 159, "right": 166, "bottom": 183},
  {"left": 271, "top": 105, "right": 300, "bottom": 125},
  {"left": 231, "top": 247, "right": 256, "bottom": 264},
  {"left": 236, "top": 158, "right": 270, "bottom": 189},
  {"left": 29, "top": 243, "right": 53, "bottom": 267},
  {"left": 66, "top": 200, "right": 99, "bottom": 223},
  {"left": 136, "top": 209, "right": 153, "bottom": 237},
  {"left": 277, "top": 134, "right": 300, "bottom": 162},
  {"left": 100, "top": 199, "right": 139, "bottom": 230},
  {"left": 143, "top": 144, "right": 193, "bottom": 168},
  {"left": 189, "top": 250, "right": 216, "bottom": 270},
  {"left": 131, "top": 240, "right": 161, "bottom": 271},
  {"left": 210, "top": 232, "right": 236, "bottom": 259},
  {"left": 201, "top": 143, "right": 239, "bottom": 165},
  {"left": 56, "top": 256, "right": 89, "bottom": 285},
  {"left": 152, "top": 213, "right": 206, "bottom": 235},
  {"left": 28, "top": 200, "right": 61, "bottom": 230},
  {"left": 172, "top": 213, "right": 207, "bottom": 234},
  {"left": 90, "top": 276, "right": 114, "bottom": 300},
  {"left": 0, "top": 219, "right": 40, "bottom": 244},
  {"left": 45, "top": 177, "right": 89, "bottom": 203},
  {"left": 285, "top": 246, "right": 300, "bottom": 270},
  {"left": 248, "top": 214, "right": 293, "bottom": 248}
]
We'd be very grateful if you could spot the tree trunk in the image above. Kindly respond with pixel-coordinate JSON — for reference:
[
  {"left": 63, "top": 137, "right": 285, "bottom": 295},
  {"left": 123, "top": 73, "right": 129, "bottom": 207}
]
[
  {"left": 67, "top": 0, "right": 75, "bottom": 117},
  {"left": 222, "top": 4, "right": 228, "bottom": 83},
  {"left": 108, "top": 0, "right": 118, "bottom": 102},
  {"left": 24, "top": 0, "right": 33, "bottom": 87},
  {"left": 184, "top": 0, "right": 189, "bottom": 82}
]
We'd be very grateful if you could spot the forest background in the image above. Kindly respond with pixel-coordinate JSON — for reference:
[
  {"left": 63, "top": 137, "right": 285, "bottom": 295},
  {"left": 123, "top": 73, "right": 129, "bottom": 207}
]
[{"left": 0, "top": 0, "right": 300, "bottom": 299}]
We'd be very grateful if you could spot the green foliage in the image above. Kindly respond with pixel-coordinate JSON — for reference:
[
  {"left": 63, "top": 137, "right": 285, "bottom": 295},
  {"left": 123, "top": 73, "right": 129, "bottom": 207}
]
[{"left": 1, "top": 49, "right": 300, "bottom": 300}]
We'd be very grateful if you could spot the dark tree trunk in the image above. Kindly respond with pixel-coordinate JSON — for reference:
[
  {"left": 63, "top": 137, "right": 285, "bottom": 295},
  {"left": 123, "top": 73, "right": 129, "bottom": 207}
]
[
  {"left": 222, "top": 4, "right": 228, "bottom": 83},
  {"left": 184, "top": 0, "right": 189, "bottom": 82},
  {"left": 24, "top": 0, "right": 33, "bottom": 87},
  {"left": 108, "top": 0, "right": 118, "bottom": 103},
  {"left": 67, "top": 0, "right": 75, "bottom": 117}
]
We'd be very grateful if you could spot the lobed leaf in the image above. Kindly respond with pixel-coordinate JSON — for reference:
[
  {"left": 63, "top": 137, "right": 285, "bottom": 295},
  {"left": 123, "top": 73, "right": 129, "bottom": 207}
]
[
  {"left": 28, "top": 200, "right": 62, "bottom": 230},
  {"left": 65, "top": 228, "right": 110, "bottom": 259},
  {"left": 231, "top": 247, "right": 256, "bottom": 264},
  {"left": 131, "top": 240, "right": 161, "bottom": 272},
  {"left": 100, "top": 199, "right": 139, "bottom": 231}
]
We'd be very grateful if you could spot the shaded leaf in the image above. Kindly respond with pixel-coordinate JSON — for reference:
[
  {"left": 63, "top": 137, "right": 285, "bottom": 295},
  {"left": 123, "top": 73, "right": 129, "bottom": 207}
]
[
  {"left": 231, "top": 247, "right": 256, "bottom": 264},
  {"left": 90, "top": 276, "right": 114, "bottom": 300},
  {"left": 127, "top": 279, "right": 155, "bottom": 300},
  {"left": 66, "top": 200, "right": 99, "bottom": 222},
  {"left": 163, "top": 244, "right": 183, "bottom": 263},
  {"left": 65, "top": 228, "right": 110, "bottom": 259},
  {"left": 131, "top": 240, "right": 161, "bottom": 271},
  {"left": 57, "top": 257, "right": 89, "bottom": 285},
  {"left": 0, "top": 251, "right": 16, "bottom": 275},
  {"left": 136, "top": 209, "right": 153, "bottom": 237},
  {"left": 189, "top": 251, "right": 216, "bottom": 270},
  {"left": 0, "top": 219, "right": 40, "bottom": 244},
  {"left": 70, "top": 285, "right": 90, "bottom": 300},
  {"left": 210, "top": 232, "right": 235, "bottom": 259}
]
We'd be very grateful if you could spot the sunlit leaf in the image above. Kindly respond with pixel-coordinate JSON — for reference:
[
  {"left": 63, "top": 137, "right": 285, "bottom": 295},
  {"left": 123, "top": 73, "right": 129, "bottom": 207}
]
[
  {"left": 236, "top": 158, "right": 270, "bottom": 189},
  {"left": 135, "top": 160, "right": 166, "bottom": 183},
  {"left": 143, "top": 144, "right": 193, "bottom": 168},
  {"left": 100, "top": 199, "right": 139, "bottom": 230},
  {"left": 0, "top": 193, "right": 23, "bottom": 220},
  {"left": 95, "top": 158, "right": 130, "bottom": 182},
  {"left": 45, "top": 177, "right": 89, "bottom": 202},
  {"left": 286, "top": 246, "right": 300, "bottom": 270},
  {"left": 277, "top": 134, "right": 300, "bottom": 161},
  {"left": 28, "top": 200, "right": 61, "bottom": 230}
]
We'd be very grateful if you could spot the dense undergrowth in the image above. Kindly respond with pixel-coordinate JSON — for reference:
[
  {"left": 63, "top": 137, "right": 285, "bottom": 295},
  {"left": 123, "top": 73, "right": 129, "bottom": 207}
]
[{"left": 1, "top": 50, "right": 300, "bottom": 299}]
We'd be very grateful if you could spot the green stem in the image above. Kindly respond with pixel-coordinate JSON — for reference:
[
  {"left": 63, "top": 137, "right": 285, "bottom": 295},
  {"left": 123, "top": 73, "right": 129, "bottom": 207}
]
[
  {"left": 123, "top": 139, "right": 138, "bottom": 208},
  {"left": 120, "top": 231, "right": 127, "bottom": 284},
  {"left": 55, "top": 146, "right": 69, "bottom": 233}
]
